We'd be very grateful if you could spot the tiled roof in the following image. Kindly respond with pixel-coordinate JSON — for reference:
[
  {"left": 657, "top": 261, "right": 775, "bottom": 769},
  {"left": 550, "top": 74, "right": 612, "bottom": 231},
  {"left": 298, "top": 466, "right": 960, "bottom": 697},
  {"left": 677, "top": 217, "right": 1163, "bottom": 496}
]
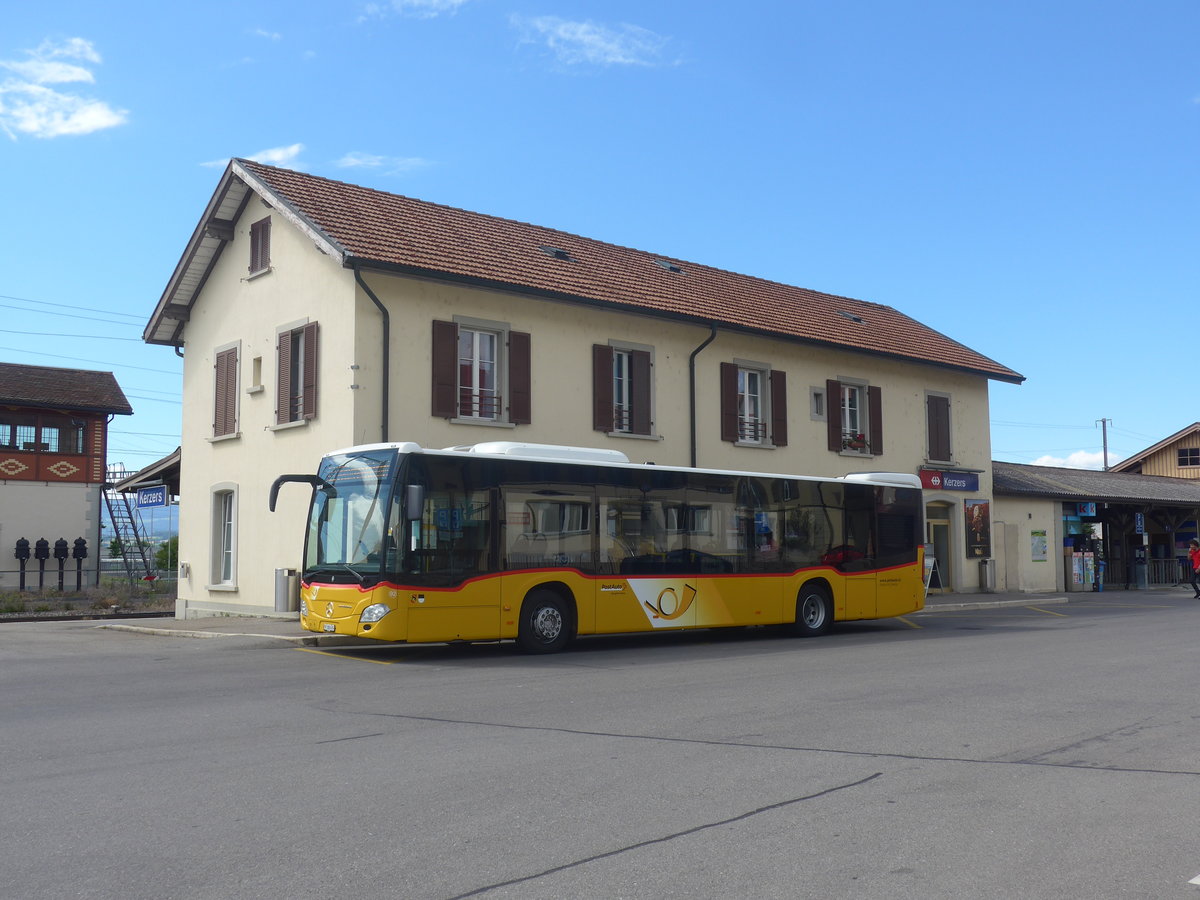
[
  {"left": 148, "top": 159, "right": 1022, "bottom": 384},
  {"left": 993, "top": 460, "right": 1200, "bottom": 505},
  {"left": 0, "top": 362, "right": 132, "bottom": 415}
]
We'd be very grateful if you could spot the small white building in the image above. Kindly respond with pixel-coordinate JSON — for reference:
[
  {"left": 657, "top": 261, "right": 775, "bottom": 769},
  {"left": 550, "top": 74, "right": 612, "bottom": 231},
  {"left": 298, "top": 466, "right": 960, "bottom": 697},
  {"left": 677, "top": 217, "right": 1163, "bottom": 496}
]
[{"left": 0, "top": 362, "right": 132, "bottom": 586}]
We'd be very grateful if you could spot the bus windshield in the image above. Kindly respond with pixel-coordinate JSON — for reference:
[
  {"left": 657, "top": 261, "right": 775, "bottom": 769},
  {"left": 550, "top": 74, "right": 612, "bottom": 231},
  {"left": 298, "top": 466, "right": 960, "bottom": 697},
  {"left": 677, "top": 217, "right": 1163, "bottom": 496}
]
[{"left": 304, "top": 449, "right": 397, "bottom": 583}]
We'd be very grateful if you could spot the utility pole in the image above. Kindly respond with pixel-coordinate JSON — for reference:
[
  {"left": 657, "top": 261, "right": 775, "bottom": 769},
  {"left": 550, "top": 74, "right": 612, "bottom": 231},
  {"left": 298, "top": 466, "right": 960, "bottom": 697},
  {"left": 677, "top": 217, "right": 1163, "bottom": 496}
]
[{"left": 1096, "top": 418, "right": 1111, "bottom": 470}]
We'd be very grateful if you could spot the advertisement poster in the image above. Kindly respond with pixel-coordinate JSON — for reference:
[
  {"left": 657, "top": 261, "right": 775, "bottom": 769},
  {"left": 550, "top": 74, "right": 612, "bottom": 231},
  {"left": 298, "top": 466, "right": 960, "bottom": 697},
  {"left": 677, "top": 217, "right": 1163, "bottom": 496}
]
[
  {"left": 1031, "top": 530, "right": 1048, "bottom": 562},
  {"left": 965, "top": 499, "right": 991, "bottom": 558}
]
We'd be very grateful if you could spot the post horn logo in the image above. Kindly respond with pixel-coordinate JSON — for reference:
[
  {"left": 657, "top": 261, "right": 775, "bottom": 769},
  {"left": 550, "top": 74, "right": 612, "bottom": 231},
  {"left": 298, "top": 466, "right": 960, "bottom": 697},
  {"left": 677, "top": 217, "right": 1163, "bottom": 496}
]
[{"left": 644, "top": 584, "right": 698, "bottom": 620}]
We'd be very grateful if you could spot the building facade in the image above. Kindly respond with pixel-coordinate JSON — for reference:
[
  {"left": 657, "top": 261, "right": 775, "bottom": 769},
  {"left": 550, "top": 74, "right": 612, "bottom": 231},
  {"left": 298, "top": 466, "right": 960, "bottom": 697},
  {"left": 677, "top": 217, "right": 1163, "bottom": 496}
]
[
  {"left": 145, "top": 160, "right": 1023, "bottom": 617},
  {"left": 0, "top": 362, "right": 132, "bottom": 586}
]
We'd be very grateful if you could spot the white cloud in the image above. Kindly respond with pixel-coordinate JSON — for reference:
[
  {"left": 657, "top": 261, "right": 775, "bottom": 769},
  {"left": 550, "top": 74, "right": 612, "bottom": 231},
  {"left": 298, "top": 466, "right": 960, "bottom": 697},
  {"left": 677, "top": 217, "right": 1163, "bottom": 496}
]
[
  {"left": 334, "top": 151, "right": 430, "bottom": 174},
  {"left": 1031, "top": 450, "right": 1107, "bottom": 470},
  {"left": 511, "top": 15, "right": 672, "bottom": 67},
  {"left": 251, "top": 28, "right": 283, "bottom": 41},
  {"left": 0, "top": 37, "right": 127, "bottom": 139},
  {"left": 200, "top": 143, "right": 307, "bottom": 170},
  {"left": 361, "top": 0, "right": 472, "bottom": 20}
]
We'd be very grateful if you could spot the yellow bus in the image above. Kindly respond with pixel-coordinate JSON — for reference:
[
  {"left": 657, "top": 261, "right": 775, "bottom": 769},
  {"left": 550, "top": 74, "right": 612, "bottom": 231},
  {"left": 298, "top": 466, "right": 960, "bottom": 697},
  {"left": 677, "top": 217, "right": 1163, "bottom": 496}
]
[{"left": 270, "top": 441, "right": 924, "bottom": 653}]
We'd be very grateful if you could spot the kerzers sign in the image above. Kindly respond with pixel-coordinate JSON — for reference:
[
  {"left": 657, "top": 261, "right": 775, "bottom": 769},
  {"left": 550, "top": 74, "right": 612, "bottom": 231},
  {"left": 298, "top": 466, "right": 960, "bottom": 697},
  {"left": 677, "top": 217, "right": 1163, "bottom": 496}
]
[
  {"left": 919, "top": 470, "right": 979, "bottom": 492},
  {"left": 136, "top": 486, "right": 169, "bottom": 508}
]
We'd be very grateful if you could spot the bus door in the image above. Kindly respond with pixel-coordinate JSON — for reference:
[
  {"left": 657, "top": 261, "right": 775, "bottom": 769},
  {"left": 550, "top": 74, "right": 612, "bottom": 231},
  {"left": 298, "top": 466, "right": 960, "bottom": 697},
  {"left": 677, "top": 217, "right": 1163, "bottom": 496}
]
[
  {"left": 501, "top": 485, "right": 597, "bottom": 629},
  {"left": 596, "top": 482, "right": 696, "bottom": 632},
  {"left": 839, "top": 484, "right": 877, "bottom": 619}
]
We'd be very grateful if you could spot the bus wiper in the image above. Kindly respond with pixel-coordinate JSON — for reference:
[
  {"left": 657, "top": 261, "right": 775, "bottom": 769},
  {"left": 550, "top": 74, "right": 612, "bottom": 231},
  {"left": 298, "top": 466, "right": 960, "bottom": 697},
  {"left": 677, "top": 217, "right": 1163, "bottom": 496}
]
[{"left": 307, "top": 563, "right": 365, "bottom": 584}]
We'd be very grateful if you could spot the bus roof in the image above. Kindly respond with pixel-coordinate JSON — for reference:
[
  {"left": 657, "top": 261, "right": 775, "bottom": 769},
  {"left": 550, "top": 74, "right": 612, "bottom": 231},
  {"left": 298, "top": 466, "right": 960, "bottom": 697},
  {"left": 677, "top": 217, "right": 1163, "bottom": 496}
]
[{"left": 322, "top": 441, "right": 922, "bottom": 490}]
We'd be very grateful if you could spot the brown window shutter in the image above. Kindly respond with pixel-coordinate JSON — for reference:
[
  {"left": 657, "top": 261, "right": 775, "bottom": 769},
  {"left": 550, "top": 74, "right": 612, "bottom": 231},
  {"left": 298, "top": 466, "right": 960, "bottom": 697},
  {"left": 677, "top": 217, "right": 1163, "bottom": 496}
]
[
  {"left": 592, "top": 344, "right": 613, "bottom": 431},
  {"left": 214, "top": 348, "right": 237, "bottom": 436},
  {"left": 770, "top": 369, "right": 788, "bottom": 447},
  {"left": 250, "top": 217, "right": 270, "bottom": 272},
  {"left": 508, "top": 331, "right": 531, "bottom": 425},
  {"left": 630, "top": 349, "right": 652, "bottom": 435},
  {"left": 927, "top": 394, "right": 950, "bottom": 460},
  {"left": 276, "top": 331, "right": 292, "bottom": 425},
  {"left": 868, "top": 385, "right": 883, "bottom": 454},
  {"left": 301, "top": 322, "right": 319, "bottom": 420},
  {"left": 431, "top": 320, "right": 458, "bottom": 418},
  {"left": 719, "top": 362, "right": 738, "bottom": 442},
  {"left": 826, "top": 379, "right": 842, "bottom": 451}
]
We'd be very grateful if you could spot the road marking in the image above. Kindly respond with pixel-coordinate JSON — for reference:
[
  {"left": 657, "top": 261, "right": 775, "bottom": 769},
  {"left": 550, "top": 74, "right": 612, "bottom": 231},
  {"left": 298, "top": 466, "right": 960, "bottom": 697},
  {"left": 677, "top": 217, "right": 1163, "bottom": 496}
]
[
  {"left": 293, "top": 646, "right": 394, "bottom": 665},
  {"left": 1025, "top": 606, "right": 1068, "bottom": 617},
  {"left": 1188, "top": 873, "right": 1200, "bottom": 885},
  {"left": 895, "top": 616, "right": 922, "bottom": 629}
]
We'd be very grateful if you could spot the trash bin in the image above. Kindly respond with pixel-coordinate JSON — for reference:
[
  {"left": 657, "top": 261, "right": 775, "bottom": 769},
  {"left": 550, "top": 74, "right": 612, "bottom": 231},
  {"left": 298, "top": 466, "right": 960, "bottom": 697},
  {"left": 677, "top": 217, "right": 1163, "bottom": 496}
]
[
  {"left": 274, "top": 567, "right": 299, "bottom": 612},
  {"left": 978, "top": 558, "right": 995, "bottom": 593},
  {"left": 1134, "top": 559, "right": 1147, "bottom": 590}
]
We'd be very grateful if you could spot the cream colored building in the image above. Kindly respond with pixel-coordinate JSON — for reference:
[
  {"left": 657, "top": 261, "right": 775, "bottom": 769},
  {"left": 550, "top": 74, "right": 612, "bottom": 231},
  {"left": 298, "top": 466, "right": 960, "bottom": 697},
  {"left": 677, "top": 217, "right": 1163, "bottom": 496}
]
[{"left": 145, "top": 159, "right": 1024, "bottom": 617}]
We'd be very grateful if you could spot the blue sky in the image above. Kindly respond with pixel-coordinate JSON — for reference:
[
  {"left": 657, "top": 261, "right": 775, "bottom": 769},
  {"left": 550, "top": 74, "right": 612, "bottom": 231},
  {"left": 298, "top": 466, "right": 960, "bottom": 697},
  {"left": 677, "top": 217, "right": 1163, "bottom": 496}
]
[{"left": 2, "top": 1, "right": 1196, "bottom": 473}]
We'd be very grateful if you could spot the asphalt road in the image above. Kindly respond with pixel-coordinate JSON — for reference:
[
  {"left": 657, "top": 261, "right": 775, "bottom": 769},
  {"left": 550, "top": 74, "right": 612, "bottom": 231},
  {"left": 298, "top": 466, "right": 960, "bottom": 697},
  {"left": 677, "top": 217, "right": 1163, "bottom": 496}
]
[{"left": 2, "top": 594, "right": 1199, "bottom": 899}]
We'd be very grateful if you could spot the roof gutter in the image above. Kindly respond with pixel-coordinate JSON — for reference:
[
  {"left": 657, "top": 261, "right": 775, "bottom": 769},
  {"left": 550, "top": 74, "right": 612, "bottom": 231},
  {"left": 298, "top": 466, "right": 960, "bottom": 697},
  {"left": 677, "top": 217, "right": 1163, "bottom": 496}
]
[
  {"left": 689, "top": 323, "right": 718, "bottom": 467},
  {"left": 351, "top": 262, "right": 390, "bottom": 443}
]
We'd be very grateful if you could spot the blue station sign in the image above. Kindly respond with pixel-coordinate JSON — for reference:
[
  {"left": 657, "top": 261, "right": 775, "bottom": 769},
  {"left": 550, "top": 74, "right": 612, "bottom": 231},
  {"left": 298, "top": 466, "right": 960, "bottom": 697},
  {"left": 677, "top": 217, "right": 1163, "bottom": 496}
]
[
  {"left": 136, "top": 485, "right": 169, "bottom": 509},
  {"left": 919, "top": 470, "right": 980, "bottom": 492}
]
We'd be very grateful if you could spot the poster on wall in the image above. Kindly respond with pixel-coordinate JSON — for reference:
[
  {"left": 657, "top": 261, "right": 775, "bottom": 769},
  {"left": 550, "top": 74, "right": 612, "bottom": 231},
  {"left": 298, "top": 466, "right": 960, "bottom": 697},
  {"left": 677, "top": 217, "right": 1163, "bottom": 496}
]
[
  {"left": 1031, "top": 530, "right": 1048, "bottom": 562},
  {"left": 965, "top": 499, "right": 991, "bottom": 558}
]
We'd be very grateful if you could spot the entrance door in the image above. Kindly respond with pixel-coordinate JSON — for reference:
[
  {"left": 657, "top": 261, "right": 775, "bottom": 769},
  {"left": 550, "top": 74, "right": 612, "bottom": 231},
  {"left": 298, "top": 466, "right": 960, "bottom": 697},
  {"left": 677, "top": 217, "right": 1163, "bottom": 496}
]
[{"left": 925, "top": 508, "right": 952, "bottom": 593}]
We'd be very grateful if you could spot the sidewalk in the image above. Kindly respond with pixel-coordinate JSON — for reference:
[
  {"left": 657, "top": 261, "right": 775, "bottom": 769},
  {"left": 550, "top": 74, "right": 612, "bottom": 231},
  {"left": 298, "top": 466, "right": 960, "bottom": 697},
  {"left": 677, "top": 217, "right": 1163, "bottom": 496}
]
[{"left": 93, "top": 585, "right": 1197, "bottom": 647}]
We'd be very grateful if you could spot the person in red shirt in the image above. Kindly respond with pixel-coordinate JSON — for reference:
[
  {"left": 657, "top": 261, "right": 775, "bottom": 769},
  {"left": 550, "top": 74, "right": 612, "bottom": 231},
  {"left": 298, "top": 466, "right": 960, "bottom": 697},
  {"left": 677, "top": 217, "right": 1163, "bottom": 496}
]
[{"left": 1189, "top": 540, "right": 1200, "bottom": 599}]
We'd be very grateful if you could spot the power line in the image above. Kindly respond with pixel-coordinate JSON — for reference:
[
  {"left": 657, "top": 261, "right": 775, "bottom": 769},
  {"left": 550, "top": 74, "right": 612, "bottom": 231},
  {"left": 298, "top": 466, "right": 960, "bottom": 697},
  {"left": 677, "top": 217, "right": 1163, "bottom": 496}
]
[
  {"left": 0, "top": 302, "right": 143, "bottom": 327},
  {"left": 0, "top": 328, "right": 142, "bottom": 341},
  {"left": 0, "top": 346, "right": 180, "bottom": 375},
  {"left": 0, "top": 292, "right": 145, "bottom": 320}
]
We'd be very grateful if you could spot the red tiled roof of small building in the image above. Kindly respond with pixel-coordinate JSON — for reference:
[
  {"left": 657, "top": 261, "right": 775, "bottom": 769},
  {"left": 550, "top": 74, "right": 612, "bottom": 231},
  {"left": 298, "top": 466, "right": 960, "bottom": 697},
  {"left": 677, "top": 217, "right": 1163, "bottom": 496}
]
[
  {"left": 0, "top": 362, "right": 132, "bottom": 415},
  {"left": 237, "top": 160, "right": 1022, "bottom": 383}
]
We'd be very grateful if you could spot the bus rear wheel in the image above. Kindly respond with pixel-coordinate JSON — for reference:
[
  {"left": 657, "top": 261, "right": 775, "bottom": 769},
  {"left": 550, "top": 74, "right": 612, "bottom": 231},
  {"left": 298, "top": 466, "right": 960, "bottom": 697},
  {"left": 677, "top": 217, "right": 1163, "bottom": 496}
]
[
  {"left": 793, "top": 585, "right": 832, "bottom": 637},
  {"left": 517, "top": 590, "right": 572, "bottom": 654}
]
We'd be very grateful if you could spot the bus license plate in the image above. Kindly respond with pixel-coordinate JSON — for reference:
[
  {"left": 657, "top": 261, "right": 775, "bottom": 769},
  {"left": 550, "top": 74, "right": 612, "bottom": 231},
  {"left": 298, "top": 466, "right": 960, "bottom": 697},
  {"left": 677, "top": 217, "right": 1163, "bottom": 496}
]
[{"left": 322, "top": 623, "right": 335, "bottom": 633}]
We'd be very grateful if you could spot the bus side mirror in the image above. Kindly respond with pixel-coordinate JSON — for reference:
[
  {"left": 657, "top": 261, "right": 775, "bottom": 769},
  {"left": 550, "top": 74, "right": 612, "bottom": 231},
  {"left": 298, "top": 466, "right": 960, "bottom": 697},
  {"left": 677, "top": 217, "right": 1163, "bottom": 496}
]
[
  {"left": 270, "top": 474, "right": 333, "bottom": 511},
  {"left": 405, "top": 485, "right": 424, "bottom": 520}
]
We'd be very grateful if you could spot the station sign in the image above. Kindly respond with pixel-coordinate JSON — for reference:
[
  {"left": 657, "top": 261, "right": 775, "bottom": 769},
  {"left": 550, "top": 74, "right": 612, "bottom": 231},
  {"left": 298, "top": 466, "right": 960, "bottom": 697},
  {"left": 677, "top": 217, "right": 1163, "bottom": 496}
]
[
  {"left": 918, "top": 470, "right": 979, "bottom": 492},
  {"left": 136, "top": 485, "right": 170, "bottom": 509}
]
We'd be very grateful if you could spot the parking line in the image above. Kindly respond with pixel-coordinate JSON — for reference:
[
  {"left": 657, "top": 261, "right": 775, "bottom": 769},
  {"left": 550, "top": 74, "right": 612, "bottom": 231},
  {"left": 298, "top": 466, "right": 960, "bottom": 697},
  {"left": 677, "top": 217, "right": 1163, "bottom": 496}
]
[
  {"left": 293, "top": 646, "right": 394, "bottom": 665},
  {"left": 895, "top": 616, "right": 922, "bottom": 629},
  {"left": 1025, "top": 606, "right": 1068, "bottom": 617}
]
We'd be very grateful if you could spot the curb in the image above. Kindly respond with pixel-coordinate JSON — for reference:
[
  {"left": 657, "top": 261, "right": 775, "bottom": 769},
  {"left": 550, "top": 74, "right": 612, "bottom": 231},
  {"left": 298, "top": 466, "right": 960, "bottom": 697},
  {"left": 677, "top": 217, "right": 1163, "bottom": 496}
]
[
  {"left": 93, "top": 622, "right": 371, "bottom": 648},
  {"left": 916, "top": 596, "right": 1071, "bottom": 613}
]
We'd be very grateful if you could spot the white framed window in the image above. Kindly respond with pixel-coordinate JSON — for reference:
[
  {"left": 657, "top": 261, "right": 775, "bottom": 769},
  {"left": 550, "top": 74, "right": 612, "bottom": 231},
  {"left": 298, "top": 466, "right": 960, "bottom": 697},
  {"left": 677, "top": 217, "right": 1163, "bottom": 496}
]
[
  {"left": 826, "top": 377, "right": 882, "bottom": 455},
  {"left": 593, "top": 341, "right": 655, "bottom": 437},
  {"left": 612, "top": 349, "right": 633, "bottom": 433},
  {"left": 841, "top": 383, "right": 863, "bottom": 439},
  {"left": 432, "top": 318, "right": 531, "bottom": 425},
  {"left": 275, "top": 320, "right": 318, "bottom": 427},
  {"left": 209, "top": 483, "right": 238, "bottom": 590},
  {"left": 458, "top": 326, "right": 500, "bottom": 420},
  {"left": 737, "top": 367, "right": 765, "bottom": 443},
  {"left": 810, "top": 386, "right": 826, "bottom": 421},
  {"left": 720, "top": 361, "right": 787, "bottom": 447}
]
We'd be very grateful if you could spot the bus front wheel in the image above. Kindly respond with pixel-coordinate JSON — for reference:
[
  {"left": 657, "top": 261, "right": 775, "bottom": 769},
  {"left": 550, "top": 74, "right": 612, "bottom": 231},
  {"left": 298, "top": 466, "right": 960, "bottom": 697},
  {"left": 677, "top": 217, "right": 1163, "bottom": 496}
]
[
  {"left": 793, "top": 585, "right": 832, "bottom": 637},
  {"left": 517, "top": 590, "right": 573, "bottom": 654}
]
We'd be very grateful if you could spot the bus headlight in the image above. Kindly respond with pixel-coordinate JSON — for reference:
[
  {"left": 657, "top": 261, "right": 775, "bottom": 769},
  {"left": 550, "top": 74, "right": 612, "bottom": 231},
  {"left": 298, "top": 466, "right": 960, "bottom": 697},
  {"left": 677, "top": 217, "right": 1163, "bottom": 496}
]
[
  {"left": 300, "top": 598, "right": 308, "bottom": 617},
  {"left": 360, "top": 603, "right": 390, "bottom": 624}
]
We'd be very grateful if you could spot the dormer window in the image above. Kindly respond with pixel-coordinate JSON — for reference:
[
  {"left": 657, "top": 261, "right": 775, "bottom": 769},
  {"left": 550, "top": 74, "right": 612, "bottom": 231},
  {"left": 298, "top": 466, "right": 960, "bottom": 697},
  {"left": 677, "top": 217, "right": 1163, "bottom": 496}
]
[{"left": 539, "top": 246, "right": 574, "bottom": 262}]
